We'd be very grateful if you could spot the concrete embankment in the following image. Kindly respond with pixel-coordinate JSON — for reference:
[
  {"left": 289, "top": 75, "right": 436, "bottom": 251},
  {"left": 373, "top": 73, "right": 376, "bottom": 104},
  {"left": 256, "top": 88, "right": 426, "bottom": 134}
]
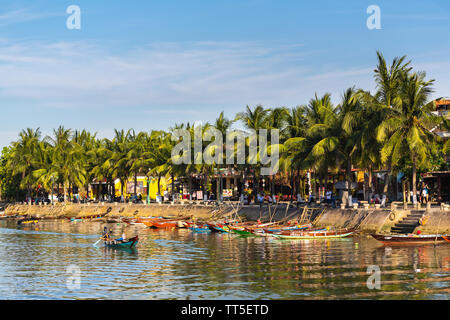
[{"left": 3, "top": 203, "right": 450, "bottom": 234}]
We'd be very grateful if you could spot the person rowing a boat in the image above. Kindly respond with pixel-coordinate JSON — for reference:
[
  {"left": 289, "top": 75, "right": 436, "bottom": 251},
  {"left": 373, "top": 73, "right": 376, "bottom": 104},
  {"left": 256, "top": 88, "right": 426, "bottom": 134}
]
[{"left": 101, "top": 227, "right": 111, "bottom": 241}]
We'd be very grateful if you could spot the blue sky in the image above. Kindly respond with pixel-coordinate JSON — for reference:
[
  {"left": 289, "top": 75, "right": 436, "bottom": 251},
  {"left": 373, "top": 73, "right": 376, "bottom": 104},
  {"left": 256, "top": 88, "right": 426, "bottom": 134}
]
[{"left": 0, "top": 0, "right": 449, "bottom": 147}]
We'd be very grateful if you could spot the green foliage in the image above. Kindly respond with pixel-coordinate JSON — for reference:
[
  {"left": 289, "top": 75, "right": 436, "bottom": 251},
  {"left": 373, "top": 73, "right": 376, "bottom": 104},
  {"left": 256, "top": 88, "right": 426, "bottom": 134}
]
[
  {"left": 0, "top": 146, "right": 25, "bottom": 201},
  {"left": 0, "top": 51, "right": 445, "bottom": 202}
]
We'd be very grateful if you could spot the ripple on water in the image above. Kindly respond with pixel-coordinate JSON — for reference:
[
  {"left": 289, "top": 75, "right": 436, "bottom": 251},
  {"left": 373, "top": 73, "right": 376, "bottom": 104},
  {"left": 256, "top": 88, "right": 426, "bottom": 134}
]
[{"left": 0, "top": 222, "right": 449, "bottom": 300}]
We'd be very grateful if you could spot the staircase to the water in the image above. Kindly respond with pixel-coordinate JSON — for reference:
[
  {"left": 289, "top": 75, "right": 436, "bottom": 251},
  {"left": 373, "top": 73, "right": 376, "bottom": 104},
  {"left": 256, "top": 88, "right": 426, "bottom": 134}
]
[{"left": 390, "top": 210, "right": 424, "bottom": 234}]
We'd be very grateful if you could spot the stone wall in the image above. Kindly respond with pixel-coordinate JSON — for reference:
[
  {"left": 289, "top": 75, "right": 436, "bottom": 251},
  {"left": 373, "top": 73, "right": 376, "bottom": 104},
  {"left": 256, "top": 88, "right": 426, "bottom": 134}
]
[{"left": 4, "top": 203, "right": 449, "bottom": 234}]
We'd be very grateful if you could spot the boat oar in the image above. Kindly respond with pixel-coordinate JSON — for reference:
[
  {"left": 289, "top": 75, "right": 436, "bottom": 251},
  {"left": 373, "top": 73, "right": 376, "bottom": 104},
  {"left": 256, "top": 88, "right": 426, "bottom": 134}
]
[
  {"left": 93, "top": 237, "right": 103, "bottom": 246},
  {"left": 443, "top": 236, "right": 450, "bottom": 243}
]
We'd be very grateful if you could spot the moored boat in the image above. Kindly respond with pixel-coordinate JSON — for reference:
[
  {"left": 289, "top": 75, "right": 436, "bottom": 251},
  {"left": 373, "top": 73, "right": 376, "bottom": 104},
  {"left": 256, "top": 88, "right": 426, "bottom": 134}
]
[
  {"left": 104, "top": 235, "right": 139, "bottom": 248},
  {"left": 206, "top": 222, "right": 231, "bottom": 233},
  {"left": 188, "top": 224, "right": 211, "bottom": 233},
  {"left": 271, "top": 228, "right": 355, "bottom": 239},
  {"left": 18, "top": 219, "right": 39, "bottom": 225},
  {"left": 371, "top": 233, "right": 450, "bottom": 245},
  {"left": 151, "top": 220, "right": 179, "bottom": 229}
]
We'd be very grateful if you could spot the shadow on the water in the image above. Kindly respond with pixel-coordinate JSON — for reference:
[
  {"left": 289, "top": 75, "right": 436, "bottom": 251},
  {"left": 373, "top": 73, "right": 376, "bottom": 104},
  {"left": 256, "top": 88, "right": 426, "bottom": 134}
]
[{"left": 101, "top": 246, "right": 138, "bottom": 255}]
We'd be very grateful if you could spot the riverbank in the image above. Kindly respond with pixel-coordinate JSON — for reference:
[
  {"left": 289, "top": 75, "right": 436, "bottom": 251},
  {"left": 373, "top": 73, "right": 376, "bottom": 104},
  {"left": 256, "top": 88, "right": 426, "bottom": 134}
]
[{"left": 3, "top": 203, "right": 450, "bottom": 234}]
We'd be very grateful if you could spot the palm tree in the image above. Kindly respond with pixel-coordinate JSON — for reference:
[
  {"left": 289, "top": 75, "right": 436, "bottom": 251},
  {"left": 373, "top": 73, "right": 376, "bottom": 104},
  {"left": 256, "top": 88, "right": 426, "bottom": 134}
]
[
  {"left": 236, "top": 105, "right": 269, "bottom": 131},
  {"left": 303, "top": 93, "right": 337, "bottom": 198},
  {"left": 127, "top": 130, "right": 148, "bottom": 197},
  {"left": 372, "top": 51, "right": 412, "bottom": 201},
  {"left": 33, "top": 141, "right": 59, "bottom": 203},
  {"left": 91, "top": 138, "right": 114, "bottom": 201},
  {"left": 236, "top": 105, "right": 271, "bottom": 199},
  {"left": 75, "top": 130, "right": 98, "bottom": 200},
  {"left": 45, "top": 126, "right": 86, "bottom": 202},
  {"left": 283, "top": 106, "right": 308, "bottom": 200},
  {"left": 349, "top": 90, "right": 384, "bottom": 200},
  {"left": 8, "top": 128, "right": 41, "bottom": 200},
  {"left": 147, "top": 130, "right": 174, "bottom": 199},
  {"left": 110, "top": 129, "right": 132, "bottom": 201},
  {"left": 308, "top": 88, "right": 363, "bottom": 206},
  {"left": 377, "top": 71, "right": 437, "bottom": 204}
]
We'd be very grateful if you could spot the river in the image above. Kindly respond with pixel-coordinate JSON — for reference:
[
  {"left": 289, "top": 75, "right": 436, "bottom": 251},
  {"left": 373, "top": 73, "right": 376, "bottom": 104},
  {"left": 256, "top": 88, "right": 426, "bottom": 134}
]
[{"left": 0, "top": 220, "right": 448, "bottom": 300}]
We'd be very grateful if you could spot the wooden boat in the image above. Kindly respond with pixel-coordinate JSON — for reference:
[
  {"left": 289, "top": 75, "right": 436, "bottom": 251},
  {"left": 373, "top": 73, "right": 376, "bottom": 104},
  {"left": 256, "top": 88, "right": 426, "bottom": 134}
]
[
  {"left": 66, "top": 212, "right": 108, "bottom": 222},
  {"left": 151, "top": 220, "right": 180, "bottom": 229},
  {"left": 18, "top": 219, "right": 39, "bottom": 225},
  {"left": 371, "top": 233, "right": 450, "bottom": 245},
  {"left": 228, "top": 225, "right": 255, "bottom": 235},
  {"left": 264, "top": 223, "right": 313, "bottom": 233},
  {"left": 104, "top": 236, "right": 139, "bottom": 248},
  {"left": 138, "top": 217, "right": 184, "bottom": 228},
  {"left": 188, "top": 225, "right": 211, "bottom": 233},
  {"left": 206, "top": 222, "right": 231, "bottom": 233},
  {"left": 271, "top": 228, "right": 355, "bottom": 239},
  {"left": 250, "top": 224, "right": 320, "bottom": 237},
  {"left": 229, "top": 221, "right": 287, "bottom": 236}
]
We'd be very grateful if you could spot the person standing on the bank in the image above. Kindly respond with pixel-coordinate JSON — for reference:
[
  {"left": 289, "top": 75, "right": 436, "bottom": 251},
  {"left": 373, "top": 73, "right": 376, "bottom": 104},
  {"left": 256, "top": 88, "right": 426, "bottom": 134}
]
[{"left": 422, "top": 185, "right": 429, "bottom": 203}]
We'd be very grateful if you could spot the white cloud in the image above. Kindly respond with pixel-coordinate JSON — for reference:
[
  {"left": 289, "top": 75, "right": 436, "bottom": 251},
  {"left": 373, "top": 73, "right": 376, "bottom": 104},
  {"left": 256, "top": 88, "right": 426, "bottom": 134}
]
[
  {"left": 0, "top": 8, "right": 60, "bottom": 26},
  {"left": 0, "top": 39, "right": 448, "bottom": 150},
  {"left": 0, "top": 40, "right": 377, "bottom": 111}
]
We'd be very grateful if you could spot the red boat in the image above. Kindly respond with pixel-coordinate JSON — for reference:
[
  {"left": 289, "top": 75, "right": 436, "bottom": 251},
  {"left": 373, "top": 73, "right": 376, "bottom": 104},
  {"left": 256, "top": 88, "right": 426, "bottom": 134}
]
[
  {"left": 371, "top": 233, "right": 450, "bottom": 245},
  {"left": 151, "top": 220, "right": 182, "bottom": 229}
]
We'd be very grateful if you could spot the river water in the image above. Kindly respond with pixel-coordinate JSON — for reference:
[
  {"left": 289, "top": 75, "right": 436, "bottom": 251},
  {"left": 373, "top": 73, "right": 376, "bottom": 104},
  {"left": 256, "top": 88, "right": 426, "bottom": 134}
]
[{"left": 0, "top": 220, "right": 448, "bottom": 300}]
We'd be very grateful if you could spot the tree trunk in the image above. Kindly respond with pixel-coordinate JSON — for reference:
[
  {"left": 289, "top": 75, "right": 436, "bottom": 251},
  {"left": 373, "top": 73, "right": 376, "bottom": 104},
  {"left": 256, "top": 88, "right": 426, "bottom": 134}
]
[
  {"left": 204, "top": 173, "right": 208, "bottom": 200},
  {"left": 402, "top": 180, "right": 408, "bottom": 205},
  {"left": 171, "top": 174, "right": 175, "bottom": 201},
  {"left": 134, "top": 173, "right": 137, "bottom": 196},
  {"left": 120, "top": 179, "right": 125, "bottom": 202},
  {"left": 382, "top": 160, "right": 392, "bottom": 201},
  {"left": 63, "top": 182, "right": 67, "bottom": 203},
  {"left": 346, "top": 156, "right": 352, "bottom": 207},
  {"left": 367, "top": 167, "right": 373, "bottom": 201},
  {"left": 188, "top": 175, "right": 193, "bottom": 200},
  {"left": 111, "top": 181, "right": 115, "bottom": 201},
  {"left": 157, "top": 174, "right": 161, "bottom": 196},
  {"left": 290, "top": 169, "right": 294, "bottom": 203},
  {"left": 412, "top": 154, "right": 417, "bottom": 204}
]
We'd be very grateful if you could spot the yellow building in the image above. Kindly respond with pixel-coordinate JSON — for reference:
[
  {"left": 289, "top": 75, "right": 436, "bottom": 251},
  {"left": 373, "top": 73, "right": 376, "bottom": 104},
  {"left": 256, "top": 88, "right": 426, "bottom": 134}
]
[{"left": 113, "top": 176, "right": 173, "bottom": 200}]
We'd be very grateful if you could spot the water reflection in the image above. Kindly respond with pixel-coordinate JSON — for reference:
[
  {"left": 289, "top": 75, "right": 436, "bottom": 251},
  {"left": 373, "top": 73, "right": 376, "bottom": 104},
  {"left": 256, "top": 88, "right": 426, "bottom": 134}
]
[{"left": 0, "top": 220, "right": 448, "bottom": 300}]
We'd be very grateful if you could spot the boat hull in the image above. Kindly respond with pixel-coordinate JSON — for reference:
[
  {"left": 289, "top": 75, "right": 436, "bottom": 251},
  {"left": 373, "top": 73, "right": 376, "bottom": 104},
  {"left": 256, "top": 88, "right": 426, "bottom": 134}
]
[
  {"left": 104, "top": 236, "right": 139, "bottom": 248},
  {"left": 371, "top": 233, "right": 449, "bottom": 245},
  {"left": 207, "top": 223, "right": 230, "bottom": 233},
  {"left": 272, "top": 229, "right": 355, "bottom": 239},
  {"left": 188, "top": 226, "right": 211, "bottom": 233}
]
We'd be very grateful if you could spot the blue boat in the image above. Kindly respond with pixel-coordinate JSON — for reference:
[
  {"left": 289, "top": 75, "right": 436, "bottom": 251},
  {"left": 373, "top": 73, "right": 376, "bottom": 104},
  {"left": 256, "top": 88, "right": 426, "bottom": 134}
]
[
  {"left": 104, "top": 236, "right": 139, "bottom": 248},
  {"left": 188, "top": 225, "right": 211, "bottom": 233}
]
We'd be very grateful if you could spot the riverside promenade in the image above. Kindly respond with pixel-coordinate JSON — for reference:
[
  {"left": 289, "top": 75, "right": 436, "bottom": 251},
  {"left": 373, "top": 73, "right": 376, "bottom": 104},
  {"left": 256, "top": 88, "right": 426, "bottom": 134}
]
[{"left": 3, "top": 201, "right": 450, "bottom": 234}]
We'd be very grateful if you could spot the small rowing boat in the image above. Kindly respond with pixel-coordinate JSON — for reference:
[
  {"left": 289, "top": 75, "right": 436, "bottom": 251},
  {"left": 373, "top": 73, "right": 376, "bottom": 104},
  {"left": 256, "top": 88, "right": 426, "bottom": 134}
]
[
  {"left": 104, "top": 236, "right": 139, "bottom": 248},
  {"left": 271, "top": 228, "right": 355, "bottom": 239},
  {"left": 371, "top": 233, "right": 450, "bottom": 245}
]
